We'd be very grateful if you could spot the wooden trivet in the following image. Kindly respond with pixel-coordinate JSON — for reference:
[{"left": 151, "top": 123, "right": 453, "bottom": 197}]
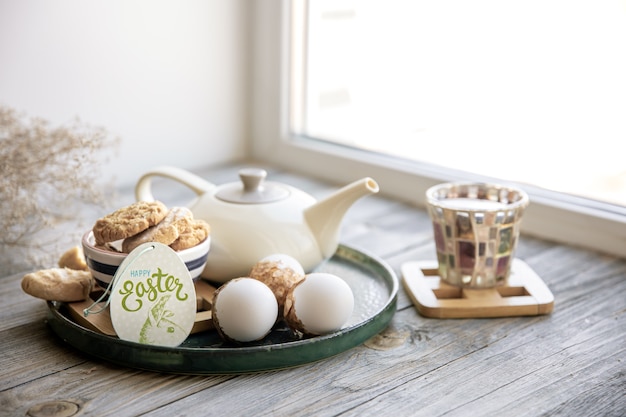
[
  {"left": 401, "top": 259, "right": 554, "bottom": 318},
  {"left": 66, "top": 279, "right": 217, "bottom": 336}
]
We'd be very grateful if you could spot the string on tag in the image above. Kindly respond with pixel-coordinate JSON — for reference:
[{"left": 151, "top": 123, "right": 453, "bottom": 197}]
[{"left": 83, "top": 244, "right": 156, "bottom": 317}]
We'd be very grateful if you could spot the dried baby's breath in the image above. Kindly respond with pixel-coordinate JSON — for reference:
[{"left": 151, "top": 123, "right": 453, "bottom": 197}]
[{"left": 0, "top": 105, "right": 120, "bottom": 275}]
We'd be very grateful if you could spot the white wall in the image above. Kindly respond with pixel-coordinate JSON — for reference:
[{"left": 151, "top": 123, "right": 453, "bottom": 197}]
[{"left": 0, "top": 0, "right": 249, "bottom": 187}]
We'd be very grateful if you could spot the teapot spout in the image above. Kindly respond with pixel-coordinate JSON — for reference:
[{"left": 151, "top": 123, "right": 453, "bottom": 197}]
[{"left": 304, "top": 177, "right": 379, "bottom": 259}]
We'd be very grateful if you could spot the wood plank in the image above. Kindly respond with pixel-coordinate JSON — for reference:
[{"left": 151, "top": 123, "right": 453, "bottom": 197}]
[
  {"left": 0, "top": 321, "right": 88, "bottom": 392},
  {"left": 0, "top": 361, "right": 233, "bottom": 417},
  {"left": 0, "top": 272, "right": 51, "bottom": 332},
  {"left": 66, "top": 298, "right": 116, "bottom": 336}
]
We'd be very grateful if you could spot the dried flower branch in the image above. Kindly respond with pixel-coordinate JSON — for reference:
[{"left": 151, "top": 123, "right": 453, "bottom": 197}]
[{"left": 1, "top": 105, "right": 120, "bottom": 275}]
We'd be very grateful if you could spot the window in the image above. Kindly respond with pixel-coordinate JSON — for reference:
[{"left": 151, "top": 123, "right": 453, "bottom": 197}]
[{"left": 250, "top": 0, "right": 626, "bottom": 258}]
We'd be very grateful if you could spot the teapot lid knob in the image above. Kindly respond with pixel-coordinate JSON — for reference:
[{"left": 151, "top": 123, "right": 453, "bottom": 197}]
[
  {"left": 215, "top": 168, "right": 290, "bottom": 204},
  {"left": 240, "top": 168, "right": 266, "bottom": 192}
]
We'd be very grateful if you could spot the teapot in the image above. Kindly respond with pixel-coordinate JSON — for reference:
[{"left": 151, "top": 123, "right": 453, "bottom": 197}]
[{"left": 135, "top": 166, "right": 379, "bottom": 282}]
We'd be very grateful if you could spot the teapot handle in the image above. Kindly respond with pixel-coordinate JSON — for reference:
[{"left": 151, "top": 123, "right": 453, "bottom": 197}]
[{"left": 135, "top": 166, "right": 216, "bottom": 202}]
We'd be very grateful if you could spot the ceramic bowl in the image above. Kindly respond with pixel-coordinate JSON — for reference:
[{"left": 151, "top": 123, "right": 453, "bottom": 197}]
[{"left": 82, "top": 230, "right": 211, "bottom": 287}]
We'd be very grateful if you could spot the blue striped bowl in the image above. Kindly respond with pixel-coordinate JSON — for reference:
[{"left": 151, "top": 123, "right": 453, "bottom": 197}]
[{"left": 82, "top": 230, "right": 210, "bottom": 288}]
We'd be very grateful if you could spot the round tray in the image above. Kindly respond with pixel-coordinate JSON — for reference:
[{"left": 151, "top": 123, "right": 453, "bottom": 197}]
[{"left": 46, "top": 244, "right": 398, "bottom": 374}]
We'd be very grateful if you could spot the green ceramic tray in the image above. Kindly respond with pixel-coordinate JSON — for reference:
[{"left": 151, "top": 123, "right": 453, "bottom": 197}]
[{"left": 46, "top": 244, "right": 398, "bottom": 374}]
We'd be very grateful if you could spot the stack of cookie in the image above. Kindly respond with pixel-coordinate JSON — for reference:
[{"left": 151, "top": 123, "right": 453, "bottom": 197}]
[
  {"left": 92, "top": 201, "right": 210, "bottom": 253},
  {"left": 21, "top": 201, "right": 211, "bottom": 303}
]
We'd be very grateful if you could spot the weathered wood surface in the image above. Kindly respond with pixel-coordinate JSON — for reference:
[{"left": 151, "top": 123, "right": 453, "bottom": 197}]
[{"left": 1, "top": 161, "right": 625, "bottom": 417}]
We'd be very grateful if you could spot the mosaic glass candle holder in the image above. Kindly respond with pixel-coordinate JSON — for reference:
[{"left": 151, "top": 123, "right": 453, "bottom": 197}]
[{"left": 426, "top": 182, "right": 529, "bottom": 288}]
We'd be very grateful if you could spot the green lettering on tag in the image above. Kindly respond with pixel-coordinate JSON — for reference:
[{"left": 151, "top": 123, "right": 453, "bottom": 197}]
[{"left": 110, "top": 242, "right": 196, "bottom": 347}]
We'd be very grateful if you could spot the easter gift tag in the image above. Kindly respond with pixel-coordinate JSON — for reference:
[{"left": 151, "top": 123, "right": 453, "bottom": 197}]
[{"left": 109, "top": 242, "right": 196, "bottom": 347}]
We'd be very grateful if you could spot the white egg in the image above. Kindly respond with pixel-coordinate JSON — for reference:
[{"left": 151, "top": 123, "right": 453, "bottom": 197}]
[
  {"left": 212, "top": 278, "right": 278, "bottom": 343},
  {"left": 284, "top": 272, "right": 354, "bottom": 335}
]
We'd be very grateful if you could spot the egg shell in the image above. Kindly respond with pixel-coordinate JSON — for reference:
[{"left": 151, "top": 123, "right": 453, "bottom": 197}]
[
  {"left": 211, "top": 277, "right": 278, "bottom": 343},
  {"left": 258, "top": 253, "right": 305, "bottom": 276},
  {"left": 249, "top": 254, "right": 305, "bottom": 312},
  {"left": 284, "top": 272, "right": 354, "bottom": 336}
]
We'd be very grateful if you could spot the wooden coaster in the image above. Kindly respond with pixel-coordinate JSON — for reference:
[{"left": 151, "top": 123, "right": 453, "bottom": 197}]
[
  {"left": 401, "top": 259, "right": 554, "bottom": 318},
  {"left": 66, "top": 279, "right": 217, "bottom": 336}
]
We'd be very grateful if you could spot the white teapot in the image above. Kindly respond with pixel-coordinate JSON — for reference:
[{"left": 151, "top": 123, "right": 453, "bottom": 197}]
[{"left": 135, "top": 166, "right": 379, "bottom": 283}]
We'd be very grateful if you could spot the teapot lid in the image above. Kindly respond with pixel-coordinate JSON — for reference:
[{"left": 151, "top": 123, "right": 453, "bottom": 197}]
[{"left": 215, "top": 168, "right": 290, "bottom": 204}]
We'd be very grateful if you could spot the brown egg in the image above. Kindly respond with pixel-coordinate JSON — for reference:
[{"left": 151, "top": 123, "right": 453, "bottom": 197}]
[{"left": 249, "top": 254, "right": 305, "bottom": 313}]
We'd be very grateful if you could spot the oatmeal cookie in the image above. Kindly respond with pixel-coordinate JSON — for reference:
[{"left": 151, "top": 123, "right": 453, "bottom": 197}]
[
  {"left": 21, "top": 267, "right": 94, "bottom": 302},
  {"left": 58, "top": 246, "right": 88, "bottom": 271},
  {"left": 92, "top": 200, "right": 168, "bottom": 245},
  {"left": 95, "top": 242, "right": 122, "bottom": 252},
  {"left": 122, "top": 206, "right": 193, "bottom": 253},
  {"left": 169, "top": 219, "right": 210, "bottom": 251}
]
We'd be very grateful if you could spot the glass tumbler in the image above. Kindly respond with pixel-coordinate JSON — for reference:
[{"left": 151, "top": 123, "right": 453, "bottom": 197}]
[{"left": 426, "top": 182, "right": 529, "bottom": 288}]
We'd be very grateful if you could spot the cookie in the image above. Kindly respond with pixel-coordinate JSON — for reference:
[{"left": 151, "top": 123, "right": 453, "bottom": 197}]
[
  {"left": 92, "top": 201, "right": 168, "bottom": 245},
  {"left": 122, "top": 207, "right": 193, "bottom": 253},
  {"left": 169, "top": 219, "right": 210, "bottom": 251},
  {"left": 21, "top": 267, "right": 94, "bottom": 302},
  {"left": 95, "top": 242, "right": 123, "bottom": 252},
  {"left": 58, "top": 246, "right": 88, "bottom": 271}
]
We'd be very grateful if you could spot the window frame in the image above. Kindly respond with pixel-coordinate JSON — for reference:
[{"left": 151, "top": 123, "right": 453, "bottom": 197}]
[{"left": 249, "top": 0, "right": 626, "bottom": 259}]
